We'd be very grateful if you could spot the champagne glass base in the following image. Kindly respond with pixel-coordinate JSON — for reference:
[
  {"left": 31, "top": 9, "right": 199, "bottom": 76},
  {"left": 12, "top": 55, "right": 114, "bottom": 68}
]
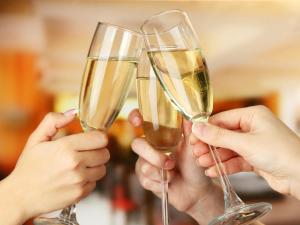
[
  {"left": 33, "top": 217, "right": 79, "bottom": 225},
  {"left": 209, "top": 202, "right": 272, "bottom": 225}
]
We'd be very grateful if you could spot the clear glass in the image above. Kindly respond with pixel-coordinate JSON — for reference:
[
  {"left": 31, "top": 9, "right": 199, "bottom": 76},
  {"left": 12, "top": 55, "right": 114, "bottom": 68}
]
[
  {"left": 34, "top": 22, "right": 142, "bottom": 225},
  {"left": 141, "top": 9, "right": 272, "bottom": 225},
  {"left": 136, "top": 51, "right": 183, "bottom": 225}
]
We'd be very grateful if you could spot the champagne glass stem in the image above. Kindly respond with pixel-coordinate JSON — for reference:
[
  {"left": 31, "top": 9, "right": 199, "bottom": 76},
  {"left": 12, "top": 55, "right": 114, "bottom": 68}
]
[
  {"left": 206, "top": 139, "right": 244, "bottom": 211},
  {"left": 161, "top": 168, "right": 169, "bottom": 225},
  {"left": 58, "top": 205, "right": 79, "bottom": 225}
]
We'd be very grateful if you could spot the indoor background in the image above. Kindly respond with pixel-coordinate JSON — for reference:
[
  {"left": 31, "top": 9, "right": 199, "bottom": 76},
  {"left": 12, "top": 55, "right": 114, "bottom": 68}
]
[{"left": 1, "top": 0, "right": 300, "bottom": 225}]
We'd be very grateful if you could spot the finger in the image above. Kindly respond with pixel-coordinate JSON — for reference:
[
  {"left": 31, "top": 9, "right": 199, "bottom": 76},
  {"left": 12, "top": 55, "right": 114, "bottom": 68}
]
[
  {"left": 139, "top": 176, "right": 161, "bottom": 193},
  {"left": 205, "top": 156, "right": 253, "bottom": 177},
  {"left": 137, "top": 158, "right": 175, "bottom": 182},
  {"left": 197, "top": 148, "right": 238, "bottom": 167},
  {"left": 189, "top": 133, "right": 199, "bottom": 145},
  {"left": 85, "top": 165, "right": 107, "bottom": 182},
  {"left": 182, "top": 119, "right": 192, "bottom": 137},
  {"left": 192, "top": 141, "right": 209, "bottom": 157},
  {"left": 208, "top": 106, "right": 265, "bottom": 131},
  {"left": 128, "top": 109, "right": 142, "bottom": 127},
  {"left": 79, "top": 148, "right": 110, "bottom": 167},
  {"left": 79, "top": 182, "right": 97, "bottom": 200},
  {"left": 153, "top": 191, "right": 162, "bottom": 198},
  {"left": 56, "top": 130, "right": 108, "bottom": 151},
  {"left": 192, "top": 122, "right": 248, "bottom": 153},
  {"left": 28, "top": 110, "right": 77, "bottom": 146},
  {"left": 190, "top": 127, "right": 242, "bottom": 146},
  {"left": 132, "top": 138, "right": 175, "bottom": 170}
]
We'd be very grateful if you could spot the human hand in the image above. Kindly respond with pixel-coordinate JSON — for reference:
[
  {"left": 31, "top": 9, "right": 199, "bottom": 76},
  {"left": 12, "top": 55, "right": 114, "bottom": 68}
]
[
  {"left": 129, "top": 109, "right": 223, "bottom": 224},
  {"left": 191, "top": 105, "right": 300, "bottom": 199},
  {"left": 1, "top": 110, "right": 110, "bottom": 224}
]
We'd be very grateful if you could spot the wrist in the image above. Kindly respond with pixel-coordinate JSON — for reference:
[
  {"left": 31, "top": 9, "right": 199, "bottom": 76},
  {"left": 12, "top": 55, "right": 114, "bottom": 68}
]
[
  {"left": 185, "top": 183, "right": 224, "bottom": 224},
  {"left": 0, "top": 174, "right": 30, "bottom": 225}
]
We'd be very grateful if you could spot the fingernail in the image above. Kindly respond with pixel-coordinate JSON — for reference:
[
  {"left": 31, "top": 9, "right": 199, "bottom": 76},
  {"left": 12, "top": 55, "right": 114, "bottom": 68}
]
[
  {"left": 64, "top": 108, "right": 78, "bottom": 116},
  {"left": 132, "top": 116, "right": 141, "bottom": 126},
  {"left": 164, "top": 159, "right": 175, "bottom": 170},
  {"left": 205, "top": 169, "right": 212, "bottom": 177},
  {"left": 192, "top": 122, "right": 207, "bottom": 137}
]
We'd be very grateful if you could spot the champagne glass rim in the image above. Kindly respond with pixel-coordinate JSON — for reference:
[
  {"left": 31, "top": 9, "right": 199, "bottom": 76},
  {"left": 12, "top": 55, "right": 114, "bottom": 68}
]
[
  {"left": 97, "top": 21, "right": 142, "bottom": 36},
  {"left": 140, "top": 9, "right": 188, "bottom": 35}
]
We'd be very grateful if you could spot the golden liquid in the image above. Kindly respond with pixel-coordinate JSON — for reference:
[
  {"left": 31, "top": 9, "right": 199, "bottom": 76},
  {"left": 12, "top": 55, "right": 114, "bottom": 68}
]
[
  {"left": 79, "top": 57, "right": 138, "bottom": 131},
  {"left": 148, "top": 49, "right": 213, "bottom": 122},
  {"left": 137, "top": 76, "right": 182, "bottom": 154}
]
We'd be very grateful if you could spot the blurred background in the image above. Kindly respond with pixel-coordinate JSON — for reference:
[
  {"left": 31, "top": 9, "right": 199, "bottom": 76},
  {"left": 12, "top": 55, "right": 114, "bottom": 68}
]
[{"left": 1, "top": 0, "right": 300, "bottom": 224}]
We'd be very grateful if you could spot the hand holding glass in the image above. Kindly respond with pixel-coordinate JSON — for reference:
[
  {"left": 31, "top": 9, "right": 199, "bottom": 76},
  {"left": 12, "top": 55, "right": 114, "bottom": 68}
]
[
  {"left": 141, "top": 10, "right": 271, "bottom": 225},
  {"left": 34, "top": 22, "right": 142, "bottom": 225}
]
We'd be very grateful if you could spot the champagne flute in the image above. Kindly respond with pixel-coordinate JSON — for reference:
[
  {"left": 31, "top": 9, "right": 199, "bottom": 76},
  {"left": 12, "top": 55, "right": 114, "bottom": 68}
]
[
  {"left": 34, "top": 22, "right": 142, "bottom": 225},
  {"left": 136, "top": 51, "right": 183, "bottom": 225},
  {"left": 141, "top": 10, "right": 272, "bottom": 225}
]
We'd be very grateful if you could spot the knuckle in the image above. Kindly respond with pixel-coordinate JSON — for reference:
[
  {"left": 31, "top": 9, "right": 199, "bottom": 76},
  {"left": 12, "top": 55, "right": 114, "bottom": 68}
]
[
  {"left": 73, "top": 171, "right": 86, "bottom": 184},
  {"left": 254, "top": 105, "right": 270, "bottom": 115},
  {"left": 96, "top": 131, "right": 108, "bottom": 146},
  {"left": 89, "top": 131, "right": 108, "bottom": 147},
  {"left": 74, "top": 185, "right": 86, "bottom": 201},
  {"left": 45, "top": 112, "right": 57, "bottom": 123},
  {"left": 98, "top": 165, "right": 107, "bottom": 179},
  {"left": 141, "top": 178, "right": 151, "bottom": 189},
  {"left": 251, "top": 105, "right": 273, "bottom": 126},
  {"left": 197, "top": 157, "right": 206, "bottom": 167},
  {"left": 141, "top": 163, "right": 151, "bottom": 176},
  {"left": 199, "top": 156, "right": 208, "bottom": 167},
  {"left": 67, "top": 153, "right": 81, "bottom": 169},
  {"left": 100, "top": 133, "right": 109, "bottom": 146}
]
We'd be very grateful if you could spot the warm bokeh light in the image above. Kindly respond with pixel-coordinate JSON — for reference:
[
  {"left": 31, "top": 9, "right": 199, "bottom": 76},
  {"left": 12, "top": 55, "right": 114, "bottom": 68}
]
[{"left": 1, "top": 1, "right": 300, "bottom": 225}]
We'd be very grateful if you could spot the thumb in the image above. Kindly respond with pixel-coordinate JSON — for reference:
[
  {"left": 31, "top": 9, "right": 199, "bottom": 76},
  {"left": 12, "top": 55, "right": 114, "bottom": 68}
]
[
  {"left": 27, "top": 109, "right": 77, "bottom": 147},
  {"left": 192, "top": 122, "right": 247, "bottom": 153}
]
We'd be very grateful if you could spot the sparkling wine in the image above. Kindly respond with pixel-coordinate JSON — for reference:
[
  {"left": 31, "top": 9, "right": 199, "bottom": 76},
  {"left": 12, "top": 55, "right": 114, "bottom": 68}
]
[
  {"left": 79, "top": 57, "right": 138, "bottom": 131},
  {"left": 148, "top": 48, "right": 213, "bottom": 122},
  {"left": 137, "top": 76, "right": 182, "bottom": 154}
]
